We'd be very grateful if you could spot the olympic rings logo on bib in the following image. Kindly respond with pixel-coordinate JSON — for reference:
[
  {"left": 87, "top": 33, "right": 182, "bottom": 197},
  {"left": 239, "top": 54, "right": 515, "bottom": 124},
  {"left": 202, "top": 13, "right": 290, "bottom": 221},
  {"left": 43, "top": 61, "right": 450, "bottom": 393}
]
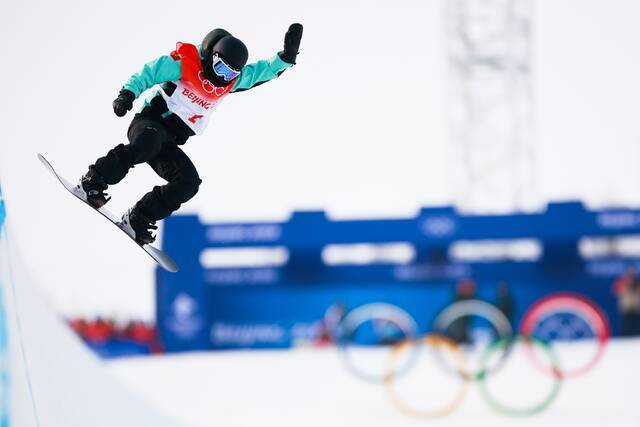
[{"left": 198, "top": 71, "right": 227, "bottom": 96}]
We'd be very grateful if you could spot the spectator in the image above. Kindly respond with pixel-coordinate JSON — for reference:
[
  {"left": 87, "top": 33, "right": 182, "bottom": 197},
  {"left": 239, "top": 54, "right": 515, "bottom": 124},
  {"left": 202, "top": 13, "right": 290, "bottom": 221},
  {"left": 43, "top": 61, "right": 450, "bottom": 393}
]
[
  {"left": 315, "top": 302, "right": 346, "bottom": 345},
  {"left": 495, "top": 280, "right": 515, "bottom": 328},
  {"left": 68, "top": 318, "right": 87, "bottom": 336},
  {"left": 612, "top": 269, "right": 640, "bottom": 336},
  {"left": 83, "top": 317, "right": 115, "bottom": 343},
  {"left": 124, "top": 321, "right": 157, "bottom": 343},
  {"left": 447, "top": 279, "right": 476, "bottom": 344}
]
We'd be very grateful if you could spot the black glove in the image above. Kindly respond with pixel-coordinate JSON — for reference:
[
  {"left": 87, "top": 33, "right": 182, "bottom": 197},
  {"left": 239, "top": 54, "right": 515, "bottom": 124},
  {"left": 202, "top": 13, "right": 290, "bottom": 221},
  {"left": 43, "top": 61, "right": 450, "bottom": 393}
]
[
  {"left": 279, "top": 23, "right": 303, "bottom": 64},
  {"left": 112, "top": 89, "right": 135, "bottom": 117}
]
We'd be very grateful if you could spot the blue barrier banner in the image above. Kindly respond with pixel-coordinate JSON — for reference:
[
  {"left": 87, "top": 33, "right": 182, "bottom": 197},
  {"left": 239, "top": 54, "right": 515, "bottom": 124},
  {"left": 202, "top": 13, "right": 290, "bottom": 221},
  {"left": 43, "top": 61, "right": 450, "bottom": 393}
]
[
  {"left": 0, "top": 281, "right": 9, "bottom": 427},
  {"left": 0, "top": 185, "right": 5, "bottom": 233},
  {"left": 157, "top": 201, "right": 637, "bottom": 351},
  {"left": 0, "top": 184, "right": 9, "bottom": 426}
]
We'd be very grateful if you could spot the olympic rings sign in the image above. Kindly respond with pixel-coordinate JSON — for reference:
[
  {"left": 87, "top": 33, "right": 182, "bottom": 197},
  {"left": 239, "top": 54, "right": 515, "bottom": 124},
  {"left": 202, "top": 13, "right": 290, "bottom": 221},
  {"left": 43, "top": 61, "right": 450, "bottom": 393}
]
[
  {"left": 385, "top": 334, "right": 471, "bottom": 418},
  {"left": 520, "top": 292, "right": 610, "bottom": 379},
  {"left": 432, "top": 299, "right": 513, "bottom": 380},
  {"left": 336, "top": 303, "right": 419, "bottom": 383},
  {"left": 334, "top": 293, "right": 610, "bottom": 418},
  {"left": 476, "top": 336, "right": 563, "bottom": 417}
]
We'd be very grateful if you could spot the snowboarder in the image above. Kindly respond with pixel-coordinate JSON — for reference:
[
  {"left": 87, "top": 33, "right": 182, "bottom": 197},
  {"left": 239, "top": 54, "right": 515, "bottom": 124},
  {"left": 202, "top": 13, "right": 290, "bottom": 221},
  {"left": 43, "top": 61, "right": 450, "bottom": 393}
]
[{"left": 76, "top": 24, "right": 303, "bottom": 244}]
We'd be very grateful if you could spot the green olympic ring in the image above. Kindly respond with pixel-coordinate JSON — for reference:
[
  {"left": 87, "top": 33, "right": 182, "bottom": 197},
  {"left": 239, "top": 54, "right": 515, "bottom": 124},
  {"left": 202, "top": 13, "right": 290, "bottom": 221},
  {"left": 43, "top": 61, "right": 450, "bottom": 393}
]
[{"left": 477, "top": 335, "right": 563, "bottom": 417}]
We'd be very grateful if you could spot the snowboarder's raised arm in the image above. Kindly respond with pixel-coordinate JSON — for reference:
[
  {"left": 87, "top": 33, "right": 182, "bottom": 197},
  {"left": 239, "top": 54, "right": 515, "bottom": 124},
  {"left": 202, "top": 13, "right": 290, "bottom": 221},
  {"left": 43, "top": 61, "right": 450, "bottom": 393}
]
[
  {"left": 231, "top": 54, "right": 292, "bottom": 93},
  {"left": 231, "top": 23, "right": 303, "bottom": 93},
  {"left": 112, "top": 55, "right": 182, "bottom": 117}
]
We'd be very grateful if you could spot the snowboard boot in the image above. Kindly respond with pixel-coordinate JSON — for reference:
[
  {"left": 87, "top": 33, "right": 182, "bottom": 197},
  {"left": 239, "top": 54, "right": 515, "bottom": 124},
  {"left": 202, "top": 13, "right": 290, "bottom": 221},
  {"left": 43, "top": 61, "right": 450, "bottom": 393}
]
[
  {"left": 77, "top": 166, "right": 110, "bottom": 208},
  {"left": 120, "top": 207, "right": 158, "bottom": 245}
]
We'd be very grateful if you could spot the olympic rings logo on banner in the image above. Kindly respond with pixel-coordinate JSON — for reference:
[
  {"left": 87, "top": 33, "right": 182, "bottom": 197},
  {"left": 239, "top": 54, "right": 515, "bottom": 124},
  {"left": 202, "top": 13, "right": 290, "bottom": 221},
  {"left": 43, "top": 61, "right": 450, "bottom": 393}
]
[{"left": 333, "top": 293, "right": 610, "bottom": 418}]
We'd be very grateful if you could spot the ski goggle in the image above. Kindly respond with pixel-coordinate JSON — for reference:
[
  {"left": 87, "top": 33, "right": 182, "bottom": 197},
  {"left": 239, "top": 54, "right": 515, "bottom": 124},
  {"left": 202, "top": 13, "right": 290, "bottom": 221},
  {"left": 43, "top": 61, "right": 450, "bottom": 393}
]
[{"left": 212, "top": 54, "right": 241, "bottom": 82}]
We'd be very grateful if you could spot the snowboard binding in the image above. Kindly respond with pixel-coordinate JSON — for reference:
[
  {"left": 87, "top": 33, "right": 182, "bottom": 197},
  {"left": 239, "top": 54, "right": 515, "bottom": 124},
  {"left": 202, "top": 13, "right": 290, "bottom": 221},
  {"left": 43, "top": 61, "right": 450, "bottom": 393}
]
[
  {"left": 78, "top": 166, "right": 110, "bottom": 209},
  {"left": 120, "top": 207, "right": 158, "bottom": 245}
]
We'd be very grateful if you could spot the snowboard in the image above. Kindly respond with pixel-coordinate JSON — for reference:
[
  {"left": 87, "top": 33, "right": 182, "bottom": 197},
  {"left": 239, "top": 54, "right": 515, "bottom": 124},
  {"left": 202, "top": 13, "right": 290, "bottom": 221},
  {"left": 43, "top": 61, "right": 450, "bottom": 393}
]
[{"left": 37, "top": 153, "right": 179, "bottom": 273}]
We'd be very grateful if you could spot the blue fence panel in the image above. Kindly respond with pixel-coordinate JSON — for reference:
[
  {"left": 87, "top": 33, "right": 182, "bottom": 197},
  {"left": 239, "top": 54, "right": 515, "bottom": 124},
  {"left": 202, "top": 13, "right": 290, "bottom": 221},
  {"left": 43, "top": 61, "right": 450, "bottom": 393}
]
[
  {"left": 0, "top": 185, "right": 10, "bottom": 426},
  {"left": 157, "top": 201, "right": 640, "bottom": 352}
]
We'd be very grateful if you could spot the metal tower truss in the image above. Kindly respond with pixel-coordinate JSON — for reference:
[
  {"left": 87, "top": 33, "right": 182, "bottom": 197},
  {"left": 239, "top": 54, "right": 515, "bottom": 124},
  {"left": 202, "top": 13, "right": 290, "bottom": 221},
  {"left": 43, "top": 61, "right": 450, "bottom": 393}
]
[{"left": 447, "top": 0, "right": 536, "bottom": 213}]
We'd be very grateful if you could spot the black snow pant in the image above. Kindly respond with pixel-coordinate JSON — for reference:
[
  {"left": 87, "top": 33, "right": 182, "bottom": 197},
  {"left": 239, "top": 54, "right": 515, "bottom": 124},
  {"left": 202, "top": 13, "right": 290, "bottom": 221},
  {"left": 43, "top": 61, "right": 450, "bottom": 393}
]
[{"left": 92, "top": 115, "right": 201, "bottom": 222}]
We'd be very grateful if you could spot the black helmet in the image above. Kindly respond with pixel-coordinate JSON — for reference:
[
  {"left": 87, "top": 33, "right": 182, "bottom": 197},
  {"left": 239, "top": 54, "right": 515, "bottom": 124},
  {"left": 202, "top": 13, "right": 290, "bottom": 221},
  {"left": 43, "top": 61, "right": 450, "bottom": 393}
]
[
  {"left": 201, "top": 28, "right": 231, "bottom": 60},
  {"left": 212, "top": 36, "right": 248, "bottom": 71},
  {"left": 201, "top": 29, "right": 248, "bottom": 87}
]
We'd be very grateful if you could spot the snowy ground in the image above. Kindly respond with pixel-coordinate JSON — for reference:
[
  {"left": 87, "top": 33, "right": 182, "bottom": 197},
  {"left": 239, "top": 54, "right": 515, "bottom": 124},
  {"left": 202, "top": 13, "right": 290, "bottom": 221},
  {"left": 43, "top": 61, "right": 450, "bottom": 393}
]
[{"left": 108, "top": 339, "right": 640, "bottom": 427}]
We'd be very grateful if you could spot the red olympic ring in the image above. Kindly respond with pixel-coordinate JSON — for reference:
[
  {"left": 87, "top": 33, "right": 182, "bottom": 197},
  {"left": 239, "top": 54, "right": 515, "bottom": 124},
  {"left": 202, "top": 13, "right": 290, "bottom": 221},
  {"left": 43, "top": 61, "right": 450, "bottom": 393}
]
[{"left": 519, "top": 292, "right": 610, "bottom": 379}]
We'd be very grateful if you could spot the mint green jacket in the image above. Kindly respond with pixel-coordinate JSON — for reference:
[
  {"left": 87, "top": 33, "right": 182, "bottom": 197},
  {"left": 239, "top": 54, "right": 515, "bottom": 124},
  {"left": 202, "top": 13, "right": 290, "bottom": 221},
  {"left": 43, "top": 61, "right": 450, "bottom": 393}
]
[{"left": 122, "top": 52, "right": 293, "bottom": 98}]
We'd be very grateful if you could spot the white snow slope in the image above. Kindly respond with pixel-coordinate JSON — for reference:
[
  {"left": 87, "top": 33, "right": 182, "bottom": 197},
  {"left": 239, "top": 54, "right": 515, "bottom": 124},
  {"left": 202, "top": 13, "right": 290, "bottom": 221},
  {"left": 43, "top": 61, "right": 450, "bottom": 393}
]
[
  {"left": 108, "top": 340, "right": 640, "bottom": 427},
  {"left": 0, "top": 213, "right": 183, "bottom": 426}
]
